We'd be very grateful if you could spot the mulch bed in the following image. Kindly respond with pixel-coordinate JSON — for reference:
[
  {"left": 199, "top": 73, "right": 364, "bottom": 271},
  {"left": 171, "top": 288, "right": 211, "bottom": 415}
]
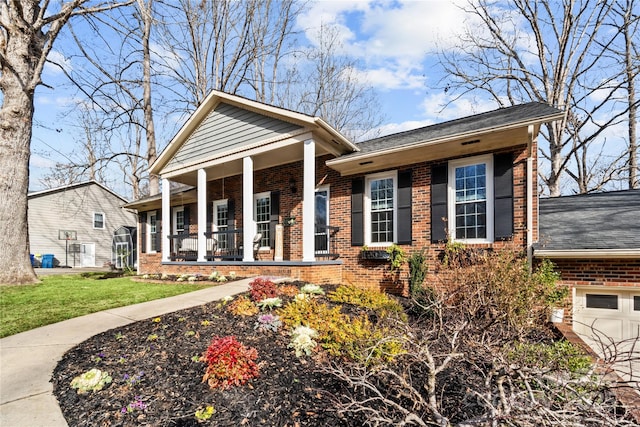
[{"left": 52, "top": 283, "right": 363, "bottom": 427}]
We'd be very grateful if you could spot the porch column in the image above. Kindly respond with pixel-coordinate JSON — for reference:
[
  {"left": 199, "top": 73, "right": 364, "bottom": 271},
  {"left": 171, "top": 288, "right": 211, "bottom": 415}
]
[
  {"left": 197, "top": 168, "right": 207, "bottom": 262},
  {"left": 302, "top": 139, "right": 316, "bottom": 262},
  {"left": 161, "top": 177, "right": 171, "bottom": 262},
  {"left": 242, "top": 156, "right": 255, "bottom": 262}
]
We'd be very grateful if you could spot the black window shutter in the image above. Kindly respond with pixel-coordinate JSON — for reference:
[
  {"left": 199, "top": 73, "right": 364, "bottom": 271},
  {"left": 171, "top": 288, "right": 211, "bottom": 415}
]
[
  {"left": 494, "top": 153, "right": 514, "bottom": 240},
  {"left": 183, "top": 206, "right": 190, "bottom": 234},
  {"left": 156, "top": 211, "right": 162, "bottom": 251},
  {"left": 351, "top": 178, "right": 364, "bottom": 246},
  {"left": 270, "top": 191, "right": 280, "bottom": 247},
  {"left": 431, "top": 164, "right": 448, "bottom": 243},
  {"left": 140, "top": 212, "right": 147, "bottom": 253},
  {"left": 397, "top": 170, "right": 412, "bottom": 245},
  {"left": 227, "top": 199, "right": 235, "bottom": 249}
]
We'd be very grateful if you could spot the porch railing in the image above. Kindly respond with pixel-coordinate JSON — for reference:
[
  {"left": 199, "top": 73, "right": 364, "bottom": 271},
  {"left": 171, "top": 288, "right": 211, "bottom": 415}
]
[{"left": 169, "top": 225, "right": 340, "bottom": 261}]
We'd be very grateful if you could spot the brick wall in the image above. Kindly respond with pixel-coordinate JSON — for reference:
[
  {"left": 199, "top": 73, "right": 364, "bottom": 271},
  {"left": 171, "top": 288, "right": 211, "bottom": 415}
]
[
  {"left": 138, "top": 145, "right": 533, "bottom": 295},
  {"left": 552, "top": 258, "right": 640, "bottom": 288}
]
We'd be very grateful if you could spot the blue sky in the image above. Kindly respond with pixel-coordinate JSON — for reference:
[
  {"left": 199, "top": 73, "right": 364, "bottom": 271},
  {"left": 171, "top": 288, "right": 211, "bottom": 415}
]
[
  {"left": 28, "top": 0, "right": 630, "bottom": 196},
  {"left": 30, "top": 0, "right": 487, "bottom": 195}
]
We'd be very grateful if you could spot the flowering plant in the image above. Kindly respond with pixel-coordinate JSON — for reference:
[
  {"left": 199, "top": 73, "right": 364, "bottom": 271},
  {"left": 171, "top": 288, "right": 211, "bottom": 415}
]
[
  {"left": 195, "top": 405, "right": 215, "bottom": 422},
  {"left": 254, "top": 314, "right": 282, "bottom": 332},
  {"left": 288, "top": 325, "right": 318, "bottom": 357},
  {"left": 256, "top": 297, "right": 282, "bottom": 311},
  {"left": 70, "top": 368, "right": 112, "bottom": 394},
  {"left": 123, "top": 371, "right": 144, "bottom": 386},
  {"left": 121, "top": 396, "right": 147, "bottom": 414},
  {"left": 249, "top": 278, "right": 278, "bottom": 302}
]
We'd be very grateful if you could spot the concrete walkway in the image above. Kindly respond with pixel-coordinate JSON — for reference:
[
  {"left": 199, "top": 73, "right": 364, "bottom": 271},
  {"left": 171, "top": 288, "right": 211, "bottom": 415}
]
[{"left": 0, "top": 279, "right": 252, "bottom": 427}]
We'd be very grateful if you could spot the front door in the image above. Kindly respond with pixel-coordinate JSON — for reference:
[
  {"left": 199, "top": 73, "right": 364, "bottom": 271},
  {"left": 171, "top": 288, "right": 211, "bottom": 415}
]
[{"left": 80, "top": 243, "right": 96, "bottom": 267}]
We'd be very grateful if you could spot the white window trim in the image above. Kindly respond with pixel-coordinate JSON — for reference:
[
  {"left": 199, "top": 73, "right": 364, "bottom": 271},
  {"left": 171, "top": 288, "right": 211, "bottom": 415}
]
[
  {"left": 93, "top": 212, "right": 105, "bottom": 230},
  {"left": 364, "top": 170, "right": 397, "bottom": 246},
  {"left": 253, "top": 192, "right": 271, "bottom": 249},
  {"left": 147, "top": 210, "right": 157, "bottom": 254},
  {"left": 173, "top": 206, "right": 185, "bottom": 235},
  {"left": 447, "top": 154, "right": 494, "bottom": 244},
  {"left": 212, "top": 199, "right": 229, "bottom": 233}
]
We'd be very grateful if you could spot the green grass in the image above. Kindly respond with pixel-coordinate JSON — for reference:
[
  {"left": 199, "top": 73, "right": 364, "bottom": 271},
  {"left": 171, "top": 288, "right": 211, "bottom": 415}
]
[{"left": 0, "top": 275, "right": 214, "bottom": 338}]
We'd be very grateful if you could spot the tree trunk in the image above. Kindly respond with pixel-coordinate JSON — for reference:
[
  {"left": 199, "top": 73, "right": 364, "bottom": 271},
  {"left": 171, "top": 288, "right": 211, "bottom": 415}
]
[{"left": 0, "top": 13, "right": 40, "bottom": 284}]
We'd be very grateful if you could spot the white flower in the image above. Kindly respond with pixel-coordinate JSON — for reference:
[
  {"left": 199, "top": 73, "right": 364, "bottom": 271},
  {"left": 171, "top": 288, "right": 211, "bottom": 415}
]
[
  {"left": 188, "top": 276, "right": 197, "bottom": 283},
  {"left": 70, "top": 369, "right": 112, "bottom": 394},
  {"left": 229, "top": 271, "right": 237, "bottom": 279}
]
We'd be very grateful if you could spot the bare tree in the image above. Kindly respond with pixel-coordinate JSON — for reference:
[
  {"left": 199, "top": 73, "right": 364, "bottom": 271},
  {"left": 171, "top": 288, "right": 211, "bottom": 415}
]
[
  {"left": 0, "top": 0, "right": 131, "bottom": 285},
  {"left": 49, "top": 0, "right": 159, "bottom": 198},
  {"left": 436, "top": 0, "right": 636, "bottom": 196},
  {"left": 279, "top": 24, "right": 385, "bottom": 142},
  {"left": 155, "top": 0, "right": 301, "bottom": 110}
]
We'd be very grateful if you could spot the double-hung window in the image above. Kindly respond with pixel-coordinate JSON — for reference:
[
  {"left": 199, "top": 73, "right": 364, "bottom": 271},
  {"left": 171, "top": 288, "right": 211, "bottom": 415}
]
[
  {"left": 148, "top": 210, "right": 158, "bottom": 253},
  {"left": 213, "top": 200, "right": 229, "bottom": 250},
  {"left": 93, "top": 212, "right": 105, "bottom": 229},
  {"left": 448, "top": 155, "right": 493, "bottom": 242},
  {"left": 365, "top": 172, "right": 397, "bottom": 245},
  {"left": 254, "top": 192, "right": 270, "bottom": 248},
  {"left": 173, "top": 207, "right": 185, "bottom": 234}
]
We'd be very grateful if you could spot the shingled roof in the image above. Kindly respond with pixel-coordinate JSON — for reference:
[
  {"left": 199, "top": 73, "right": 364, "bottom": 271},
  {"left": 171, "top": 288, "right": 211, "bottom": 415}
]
[
  {"left": 348, "top": 102, "right": 562, "bottom": 156},
  {"left": 537, "top": 190, "right": 640, "bottom": 253}
]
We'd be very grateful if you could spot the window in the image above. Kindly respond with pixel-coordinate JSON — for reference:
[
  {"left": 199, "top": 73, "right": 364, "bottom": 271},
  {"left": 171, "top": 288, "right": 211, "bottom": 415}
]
[
  {"left": 93, "top": 212, "right": 105, "bottom": 229},
  {"left": 448, "top": 155, "right": 494, "bottom": 242},
  {"left": 365, "top": 172, "right": 396, "bottom": 245},
  {"left": 254, "top": 192, "right": 270, "bottom": 248},
  {"left": 148, "top": 211, "right": 158, "bottom": 253},
  {"left": 173, "top": 207, "right": 185, "bottom": 234},
  {"left": 213, "top": 200, "right": 228, "bottom": 250},
  {"left": 634, "top": 296, "right": 639, "bottom": 311},
  {"left": 586, "top": 294, "right": 618, "bottom": 310}
]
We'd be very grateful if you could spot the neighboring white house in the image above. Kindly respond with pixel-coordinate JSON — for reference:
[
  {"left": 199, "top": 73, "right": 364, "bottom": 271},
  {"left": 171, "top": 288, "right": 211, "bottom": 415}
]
[{"left": 28, "top": 181, "right": 137, "bottom": 268}]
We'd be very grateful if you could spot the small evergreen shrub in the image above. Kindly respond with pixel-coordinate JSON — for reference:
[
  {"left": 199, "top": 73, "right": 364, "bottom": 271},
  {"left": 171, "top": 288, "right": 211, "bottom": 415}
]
[
  {"left": 202, "top": 336, "right": 259, "bottom": 389},
  {"left": 276, "top": 284, "right": 300, "bottom": 297}
]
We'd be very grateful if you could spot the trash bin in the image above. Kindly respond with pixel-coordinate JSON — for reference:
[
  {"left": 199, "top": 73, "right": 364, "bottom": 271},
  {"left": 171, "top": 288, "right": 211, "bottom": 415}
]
[
  {"left": 30, "top": 254, "right": 35, "bottom": 266},
  {"left": 41, "top": 254, "right": 54, "bottom": 268}
]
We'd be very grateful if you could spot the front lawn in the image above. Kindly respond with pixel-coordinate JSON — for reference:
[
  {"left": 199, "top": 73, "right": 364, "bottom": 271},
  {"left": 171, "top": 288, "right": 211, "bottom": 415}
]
[{"left": 0, "top": 274, "right": 214, "bottom": 338}]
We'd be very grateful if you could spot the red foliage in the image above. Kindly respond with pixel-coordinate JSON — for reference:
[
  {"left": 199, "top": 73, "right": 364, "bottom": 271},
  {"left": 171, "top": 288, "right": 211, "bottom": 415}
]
[
  {"left": 248, "top": 278, "right": 278, "bottom": 302},
  {"left": 202, "top": 336, "right": 259, "bottom": 389}
]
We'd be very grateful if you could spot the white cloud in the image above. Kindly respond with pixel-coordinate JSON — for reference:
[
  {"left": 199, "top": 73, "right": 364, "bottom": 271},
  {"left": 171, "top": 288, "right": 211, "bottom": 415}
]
[
  {"left": 351, "top": 66, "right": 425, "bottom": 90},
  {"left": 419, "top": 93, "right": 502, "bottom": 122},
  {"left": 44, "top": 50, "right": 72, "bottom": 75}
]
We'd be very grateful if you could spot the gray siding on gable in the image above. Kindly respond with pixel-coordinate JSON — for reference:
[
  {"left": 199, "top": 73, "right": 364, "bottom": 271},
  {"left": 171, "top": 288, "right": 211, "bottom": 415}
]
[
  {"left": 165, "top": 103, "right": 302, "bottom": 170},
  {"left": 28, "top": 184, "right": 137, "bottom": 267}
]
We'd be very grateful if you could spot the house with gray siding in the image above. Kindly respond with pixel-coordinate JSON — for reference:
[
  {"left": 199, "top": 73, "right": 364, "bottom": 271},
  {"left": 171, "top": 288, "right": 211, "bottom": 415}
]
[{"left": 28, "top": 181, "right": 137, "bottom": 268}]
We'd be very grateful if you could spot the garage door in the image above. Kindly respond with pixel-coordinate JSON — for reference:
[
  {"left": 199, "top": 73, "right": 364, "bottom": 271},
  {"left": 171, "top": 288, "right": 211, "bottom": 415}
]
[{"left": 574, "top": 288, "right": 640, "bottom": 343}]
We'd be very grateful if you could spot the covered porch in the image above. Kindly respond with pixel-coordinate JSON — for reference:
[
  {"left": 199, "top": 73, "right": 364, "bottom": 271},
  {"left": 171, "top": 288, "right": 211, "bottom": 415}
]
[{"left": 127, "top": 91, "right": 357, "bottom": 277}]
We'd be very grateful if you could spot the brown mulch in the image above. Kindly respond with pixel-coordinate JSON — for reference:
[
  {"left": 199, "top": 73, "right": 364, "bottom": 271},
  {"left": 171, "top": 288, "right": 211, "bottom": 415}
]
[{"left": 52, "top": 283, "right": 363, "bottom": 427}]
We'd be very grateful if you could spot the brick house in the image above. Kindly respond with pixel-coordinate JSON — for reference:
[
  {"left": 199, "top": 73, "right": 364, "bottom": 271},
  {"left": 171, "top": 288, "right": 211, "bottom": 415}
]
[
  {"left": 535, "top": 190, "right": 640, "bottom": 344},
  {"left": 124, "top": 90, "right": 563, "bottom": 293}
]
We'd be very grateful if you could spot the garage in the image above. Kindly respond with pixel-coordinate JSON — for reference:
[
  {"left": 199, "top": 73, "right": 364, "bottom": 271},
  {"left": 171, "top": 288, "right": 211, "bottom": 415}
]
[{"left": 573, "top": 287, "right": 640, "bottom": 343}]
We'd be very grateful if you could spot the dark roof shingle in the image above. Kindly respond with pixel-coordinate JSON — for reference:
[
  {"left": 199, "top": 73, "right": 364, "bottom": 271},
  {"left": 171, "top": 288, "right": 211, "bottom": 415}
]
[{"left": 538, "top": 190, "right": 640, "bottom": 250}]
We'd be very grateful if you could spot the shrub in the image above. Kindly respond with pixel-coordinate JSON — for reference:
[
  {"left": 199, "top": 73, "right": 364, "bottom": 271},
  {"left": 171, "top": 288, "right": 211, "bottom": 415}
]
[
  {"left": 227, "top": 296, "right": 259, "bottom": 316},
  {"left": 277, "top": 284, "right": 300, "bottom": 297},
  {"left": 202, "top": 336, "right": 259, "bottom": 389},
  {"left": 408, "top": 250, "right": 428, "bottom": 298},
  {"left": 328, "top": 285, "right": 406, "bottom": 320},
  {"left": 300, "top": 284, "right": 325, "bottom": 295},
  {"left": 506, "top": 340, "right": 592, "bottom": 375},
  {"left": 249, "top": 278, "right": 278, "bottom": 302},
  {"left": 278, "top": 298, "right": 404, "bottom": 363}
]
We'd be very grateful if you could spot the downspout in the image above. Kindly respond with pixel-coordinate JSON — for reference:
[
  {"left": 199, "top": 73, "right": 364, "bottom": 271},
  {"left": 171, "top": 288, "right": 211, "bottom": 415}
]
[{"left": 527, "top": 125, "right": 535, "bottom": 270}]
